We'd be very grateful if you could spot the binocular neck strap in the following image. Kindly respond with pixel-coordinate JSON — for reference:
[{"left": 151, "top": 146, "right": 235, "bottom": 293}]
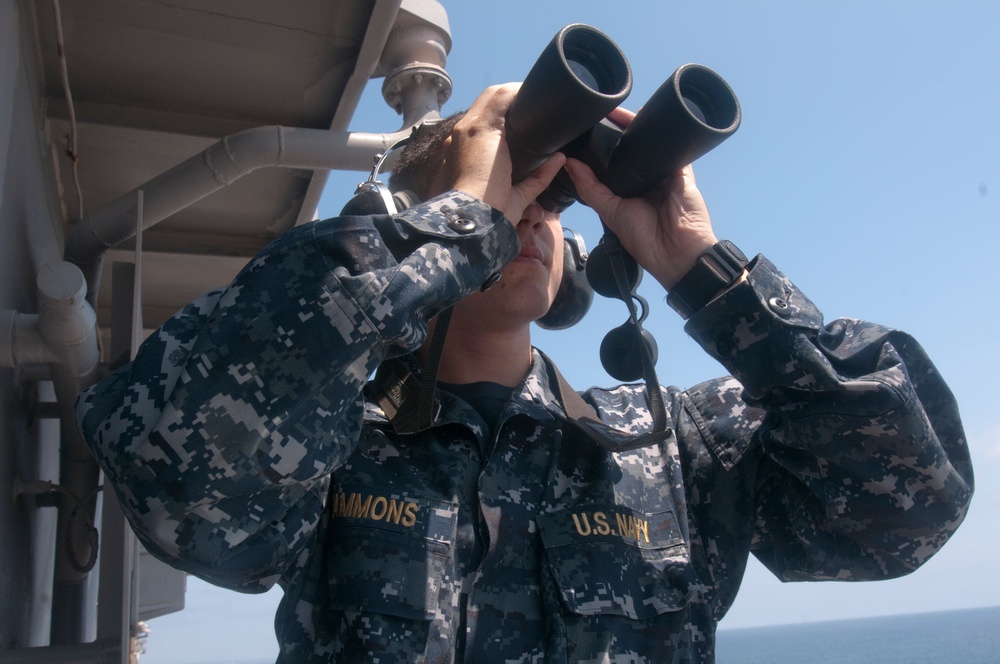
[
  {"left": 417, "top": 306, "right": 453, "bottom": 429},
  {"left": 599, "top": 231, "right": 671, "bottom": 437},
  {"left": 374, "top": 307, "right": 453, "bottom": 434},
  {"left": 539, "top": 349, "right": 672, "bottom": 454}
]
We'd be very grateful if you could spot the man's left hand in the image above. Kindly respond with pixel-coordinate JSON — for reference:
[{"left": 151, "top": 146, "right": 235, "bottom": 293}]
[{"left": 563, "top": 107, "right": 719, "bottom": 292}]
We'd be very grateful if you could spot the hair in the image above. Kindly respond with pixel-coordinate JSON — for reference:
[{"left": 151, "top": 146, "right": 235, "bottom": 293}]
[{"left": 389, "top": 110, "right": 466, "bottom": 200}]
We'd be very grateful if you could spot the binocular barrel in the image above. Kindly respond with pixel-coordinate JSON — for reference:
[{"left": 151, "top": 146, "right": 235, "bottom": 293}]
[
  {"left": 506, "top": 24, "right": 632, "bottom": 184},
  {"left": 508, "top": 25, "right": 741, "bottom": 210},
  {"left": 605, "top": 64, "right": 741, "bottom": 198}
]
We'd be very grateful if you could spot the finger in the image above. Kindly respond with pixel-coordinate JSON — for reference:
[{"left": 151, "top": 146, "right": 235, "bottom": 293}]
[
  {"left": 679, "top": 163, "right": 697, "bottom": 186},
  {"left": 606, "top": 106, "right": 636, "bottom": 129},
  {"left": 462, "top": 83, "right": 520, "bottom": 129},
  {"left": 508, "top": 152, "right": 567, "bottom": 217},
  {"left": 563, "top": 158, "right": 620, "bottom": 216},
  {"left": 516, "top": 152, "right": 566, "bottom": 196}
]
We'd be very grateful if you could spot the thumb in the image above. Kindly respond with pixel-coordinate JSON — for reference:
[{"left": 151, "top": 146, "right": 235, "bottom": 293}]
[
  {"left": 510, "top": 152, "right": 567, "bottom": 211},
  {"left": 564, "top": 157, "right": 623, "bottom": 222}
]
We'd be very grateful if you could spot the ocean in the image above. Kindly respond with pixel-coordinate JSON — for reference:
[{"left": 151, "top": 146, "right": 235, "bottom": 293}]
[
  {"left": 181, "top": 606, "right": 1000, "bottom": 664},
  {"left": 716, "top": 606, "right": 1000, "bottom": 663}
]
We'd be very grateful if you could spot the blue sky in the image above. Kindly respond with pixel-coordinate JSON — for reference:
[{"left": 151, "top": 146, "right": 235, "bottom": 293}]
[{"left": 141, "top": 1, "right": 999, "bottom": 661}]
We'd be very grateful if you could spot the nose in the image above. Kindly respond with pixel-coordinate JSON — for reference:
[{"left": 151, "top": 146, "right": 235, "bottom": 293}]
[{"left": 517, "top": 200, "right": 544, "bottom": 231}]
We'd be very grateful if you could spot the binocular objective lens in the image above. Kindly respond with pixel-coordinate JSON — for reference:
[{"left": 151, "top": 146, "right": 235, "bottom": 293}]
[
  {"left": 568, "top": 59, "right": 600, "bottom": 91},
  {"left": 561, "top": 30, "right": 628, "bottom": 95},
  {"left": 681, "top": 95, "right": 708, "bottom": 125},
  {"left": 676, "top": 68, "right": 739, "bottom": 130}
]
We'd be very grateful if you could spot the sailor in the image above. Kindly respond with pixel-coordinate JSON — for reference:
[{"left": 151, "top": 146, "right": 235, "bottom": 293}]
[{"left": 76, "top": 83, "right": 974, "bottom": 662}]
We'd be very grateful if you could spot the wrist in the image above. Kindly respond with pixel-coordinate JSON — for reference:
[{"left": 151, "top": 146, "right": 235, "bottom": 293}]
[
  {"left": 655, "top": 236, "right": 718, "bottom": 290},
  {"left": 665, "top": 240, "right": 749, "bottom": 319}
]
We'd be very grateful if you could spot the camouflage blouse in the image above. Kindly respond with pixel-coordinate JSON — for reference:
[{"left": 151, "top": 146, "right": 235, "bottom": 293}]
[{"left": 77, "top": 191, "right": 973, "bottom": 663}]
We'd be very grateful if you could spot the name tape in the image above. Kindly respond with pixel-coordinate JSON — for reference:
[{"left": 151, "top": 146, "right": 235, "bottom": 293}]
[{"left": 330, "top": 490, "right": 420, "bottom": 528}]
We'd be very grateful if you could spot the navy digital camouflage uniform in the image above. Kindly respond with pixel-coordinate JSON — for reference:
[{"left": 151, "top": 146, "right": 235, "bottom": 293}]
[{"left": 76, "top": 191, "right": 974, "bottom": 662}]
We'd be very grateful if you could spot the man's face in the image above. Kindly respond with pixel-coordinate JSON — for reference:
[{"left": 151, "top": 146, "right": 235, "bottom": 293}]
[{"left": 455, "top": 201, "right": 564, "bottom": 332}]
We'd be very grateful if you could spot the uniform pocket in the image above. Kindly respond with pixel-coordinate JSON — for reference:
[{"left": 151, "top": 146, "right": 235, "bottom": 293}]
[
  {"left": 325, "top": 485, "right": 457, "bottom": 621},
  {"left": 537, "top": 505, "right": 704, "bottom": 620}
]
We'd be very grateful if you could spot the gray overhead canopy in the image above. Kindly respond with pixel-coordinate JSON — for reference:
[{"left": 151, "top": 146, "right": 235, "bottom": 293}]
[{"left": 31, "top": 0, "right": 435, "bottom": 335}]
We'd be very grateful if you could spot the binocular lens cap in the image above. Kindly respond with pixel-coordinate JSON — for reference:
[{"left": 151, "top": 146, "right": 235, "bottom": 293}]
[{"left": 600, "top": 325, "right": 658, "bottom": 382}]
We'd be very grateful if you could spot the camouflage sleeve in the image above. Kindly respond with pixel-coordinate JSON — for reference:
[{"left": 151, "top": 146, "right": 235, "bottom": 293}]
[
  {"left": 75, "top": 191, "right": 518, "bottom": 592},
  {"left": 685, "top": 255, "right": 974, "bottom": 581}
]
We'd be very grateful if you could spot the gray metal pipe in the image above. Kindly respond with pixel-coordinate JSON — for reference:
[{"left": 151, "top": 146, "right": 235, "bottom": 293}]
[
  {"left": 63, "top": 105, "right": 457, "bottom": 309},
  {"left": 28, "top": 381, "right": 60, "bottom": 648},
  {"left": 36, "top": 262, "right": 101, "bottom": 436},
  {"left": 0, "top": 265, "right": 103, "bottom": 644},
  {"left": 1, "top": 275, "right": 100, "bottom": 642},
  {"left": 35, "top": 262, "right": 103, "bottom": 643},
  {"left": 64, "top": 126, "right": 410, "bottom": 305},
  {"left": 0, "top": 311, "right": 59, "bottom": 367}
]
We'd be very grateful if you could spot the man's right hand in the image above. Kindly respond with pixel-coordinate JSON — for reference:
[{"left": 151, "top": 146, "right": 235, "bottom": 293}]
[{"left": 443, "top": 83, "right": 565, "bottom": 224}]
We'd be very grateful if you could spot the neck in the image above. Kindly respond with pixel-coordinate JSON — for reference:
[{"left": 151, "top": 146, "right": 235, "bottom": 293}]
[{"left": 421, "top": 314, "right": 533, "bottom": 388}]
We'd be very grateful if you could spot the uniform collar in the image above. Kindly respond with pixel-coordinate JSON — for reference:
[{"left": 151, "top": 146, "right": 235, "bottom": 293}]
[
  {"left": 365, "top": 350, "right": 568, "bottom": 431},
  {"left": 435, "top": 348, "right": 565, "bottom": 431}
]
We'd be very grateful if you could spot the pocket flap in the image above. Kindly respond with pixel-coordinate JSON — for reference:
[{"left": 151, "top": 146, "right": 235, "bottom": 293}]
[
  {"left": 537, "top": 506, "right": 704, "bottom": 620},
  {"left": 325, "top": 486, "right": 457, "bottom": 620}
]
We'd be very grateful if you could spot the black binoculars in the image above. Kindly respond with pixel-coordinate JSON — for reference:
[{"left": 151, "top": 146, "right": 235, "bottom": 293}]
[{"left": 506, "top": 24, "right": 741, "bottom": 211}]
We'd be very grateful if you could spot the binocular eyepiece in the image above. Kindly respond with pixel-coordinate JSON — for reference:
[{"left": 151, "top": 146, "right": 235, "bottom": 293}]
[{"left": 507, "top": 24, "right": 741, "bottom": 211}]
